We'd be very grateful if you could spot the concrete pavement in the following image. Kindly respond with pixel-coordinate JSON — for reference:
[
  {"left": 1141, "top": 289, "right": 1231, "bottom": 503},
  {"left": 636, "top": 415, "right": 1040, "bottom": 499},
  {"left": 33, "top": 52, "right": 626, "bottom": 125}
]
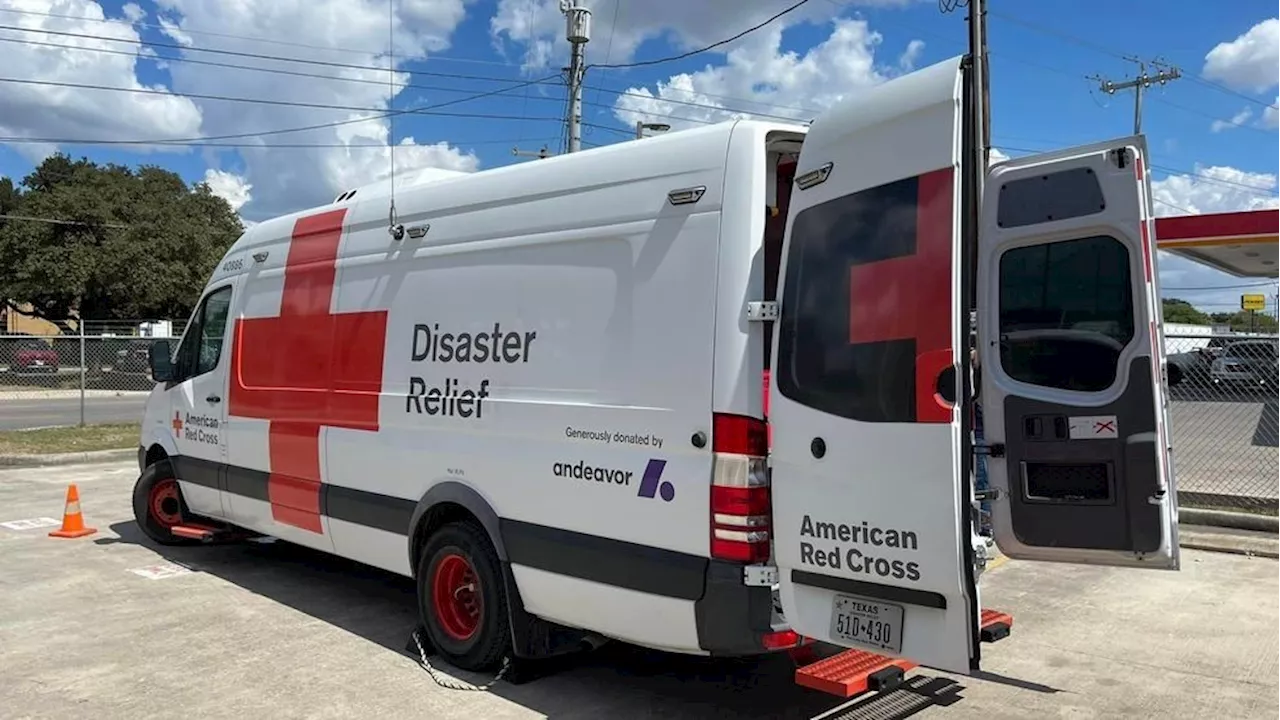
[{"left": 1, "top": 460, "right": 1276, "bottom": 719}]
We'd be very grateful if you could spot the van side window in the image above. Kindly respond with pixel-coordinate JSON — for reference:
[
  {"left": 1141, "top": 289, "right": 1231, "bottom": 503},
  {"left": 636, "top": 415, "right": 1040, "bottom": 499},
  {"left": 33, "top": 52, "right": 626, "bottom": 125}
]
[
  {"left": 173, "top": 286, "right": 233, "bottom": 380},
  {"left": 998, "top": 235, "right": 1134, "bottom": 393},
  {"left": 196, "top": 288, "right": 233, "bottom": 375}
]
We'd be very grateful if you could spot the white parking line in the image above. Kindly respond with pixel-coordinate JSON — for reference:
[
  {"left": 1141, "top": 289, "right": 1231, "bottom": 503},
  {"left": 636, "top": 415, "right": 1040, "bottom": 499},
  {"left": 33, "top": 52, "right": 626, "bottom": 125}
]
[
  {"left": 128, "top": 563, "right": 194, "bottom": 580},
  {"left": 0, "top": 517, "right": 61, "bottom": 531}
]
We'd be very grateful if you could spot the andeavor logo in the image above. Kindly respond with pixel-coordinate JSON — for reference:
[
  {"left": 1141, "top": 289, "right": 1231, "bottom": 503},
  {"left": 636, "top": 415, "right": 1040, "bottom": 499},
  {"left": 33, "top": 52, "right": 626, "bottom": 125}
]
[{"left": 552, "top": 458, "right": 674, "bottom": 501}]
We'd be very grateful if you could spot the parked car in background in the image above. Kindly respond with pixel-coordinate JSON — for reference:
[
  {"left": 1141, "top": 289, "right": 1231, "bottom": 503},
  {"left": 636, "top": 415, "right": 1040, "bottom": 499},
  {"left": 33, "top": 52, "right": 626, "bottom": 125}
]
[
  {"left": 1211, "top": 339, "right": 1278, "bottom": 390},
  {"left": 114, "top": 339, "right": 153, "bottom": 374},
  {"left": 1167, "top": 335, "right": 1262, "bottom": 390},
  {"left": 11, "top": 339, "right": 59, "bottom": 374}
]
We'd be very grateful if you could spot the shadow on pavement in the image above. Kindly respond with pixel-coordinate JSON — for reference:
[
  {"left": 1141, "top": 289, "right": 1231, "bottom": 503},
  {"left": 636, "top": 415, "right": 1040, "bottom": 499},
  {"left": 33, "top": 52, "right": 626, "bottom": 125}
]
[{"left": 100, "top": 520, "right": 866, "bottom": 719}]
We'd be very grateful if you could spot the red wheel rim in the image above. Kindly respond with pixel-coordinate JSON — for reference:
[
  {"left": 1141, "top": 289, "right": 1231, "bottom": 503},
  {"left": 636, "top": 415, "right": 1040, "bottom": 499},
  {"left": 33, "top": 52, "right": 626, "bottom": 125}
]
[
  {"left": 148, "top": 478, "right": 183, "bottom": 529},
  {"left": 431, "top": 553, "right": 483, "bottom": 641}
]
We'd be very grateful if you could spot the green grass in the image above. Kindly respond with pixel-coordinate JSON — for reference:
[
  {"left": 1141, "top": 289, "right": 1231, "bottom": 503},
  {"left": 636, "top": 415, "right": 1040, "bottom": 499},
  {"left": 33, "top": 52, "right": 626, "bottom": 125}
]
[{"left": 0, "top": 423, "right": 138, "bottom": 456}]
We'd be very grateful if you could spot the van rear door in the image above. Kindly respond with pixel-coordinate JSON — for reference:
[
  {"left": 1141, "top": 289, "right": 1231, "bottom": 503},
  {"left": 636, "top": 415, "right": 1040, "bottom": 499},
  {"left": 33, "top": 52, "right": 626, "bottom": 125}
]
[
  {"left": 976, "top": 138, "right": 1179, "bottom": 569},
  {"left": 767, "top": 56, "right": 981, "bottom": 675}
]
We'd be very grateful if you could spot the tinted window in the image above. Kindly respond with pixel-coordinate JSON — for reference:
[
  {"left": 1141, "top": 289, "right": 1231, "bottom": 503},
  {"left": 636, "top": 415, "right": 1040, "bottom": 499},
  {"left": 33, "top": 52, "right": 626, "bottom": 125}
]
[
  {"left": 998, "top": 235, "right": 1134, "bottom": 392},
  {"left": 197, "top": 288, "right": 232, "bottom": 374},
  {"left": 776, "top": 171, "right": 953, "bottom": 423},
  {"left": 173, "top": 286, "right": 232, "bottom": 379}
]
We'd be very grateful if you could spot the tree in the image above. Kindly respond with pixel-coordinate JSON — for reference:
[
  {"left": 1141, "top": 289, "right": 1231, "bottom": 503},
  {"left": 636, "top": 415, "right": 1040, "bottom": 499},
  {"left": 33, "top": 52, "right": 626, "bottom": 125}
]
[
  {"left": 1161, "top": 298, "right": 1211, "bottom": 325},
  {"left": 0, "top": 154, "right": 243, "bottom": 332},
  {"left": 1209, "top": 310, "right": 1278, "bottom": 334}
]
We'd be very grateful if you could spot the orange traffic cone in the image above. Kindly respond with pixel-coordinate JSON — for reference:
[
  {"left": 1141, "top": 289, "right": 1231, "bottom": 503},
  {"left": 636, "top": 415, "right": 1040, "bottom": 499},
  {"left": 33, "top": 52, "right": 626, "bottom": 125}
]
[{"left": 49, "top": 483, "right": 97, "bottom": 539}]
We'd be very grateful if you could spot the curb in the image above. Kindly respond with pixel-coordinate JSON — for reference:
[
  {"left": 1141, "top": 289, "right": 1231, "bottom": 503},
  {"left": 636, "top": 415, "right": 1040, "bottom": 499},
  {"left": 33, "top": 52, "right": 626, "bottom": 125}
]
[
  {"left": 1179, "top": 524, "right": 1279, "bottom": 559},
  {"left": 0, "top": 448, "right": 136, "bottom": 468},
  {"left": 1179, "top": 507, "right": 1278, "bottom": 534}
]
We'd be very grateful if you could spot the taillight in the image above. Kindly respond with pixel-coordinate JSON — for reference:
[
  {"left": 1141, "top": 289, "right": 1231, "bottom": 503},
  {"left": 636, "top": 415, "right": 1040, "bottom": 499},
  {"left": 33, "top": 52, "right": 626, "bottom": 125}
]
[{"left": 710, "top": 412, "right": 771, "bottom": 563}]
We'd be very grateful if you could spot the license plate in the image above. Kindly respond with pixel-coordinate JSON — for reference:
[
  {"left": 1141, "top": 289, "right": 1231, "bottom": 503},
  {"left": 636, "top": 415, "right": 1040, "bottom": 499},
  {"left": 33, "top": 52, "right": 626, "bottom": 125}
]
[{"left": 829, "top": 594, "right": 904, "bottom": 654}]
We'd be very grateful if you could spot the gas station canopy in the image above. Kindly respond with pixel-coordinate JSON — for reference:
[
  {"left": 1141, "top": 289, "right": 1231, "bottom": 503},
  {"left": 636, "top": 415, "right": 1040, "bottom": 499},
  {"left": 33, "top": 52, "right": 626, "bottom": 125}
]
[{"left": 1155, "top": 209, "right": 1278, "bottom": 279}]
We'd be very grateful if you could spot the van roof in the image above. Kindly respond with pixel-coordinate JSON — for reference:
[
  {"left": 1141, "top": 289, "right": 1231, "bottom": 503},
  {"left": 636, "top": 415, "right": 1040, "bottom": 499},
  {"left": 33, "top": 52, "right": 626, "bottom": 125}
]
[{"left": 226, "top": 118, "right": 809, "bottom": 258}]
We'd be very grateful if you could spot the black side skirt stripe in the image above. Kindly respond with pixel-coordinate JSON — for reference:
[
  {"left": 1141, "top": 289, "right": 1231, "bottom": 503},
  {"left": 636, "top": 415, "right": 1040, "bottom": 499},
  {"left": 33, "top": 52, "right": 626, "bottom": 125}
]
[
  {"left": 169, "top": 456, "right": 709, "bottom": 601},
  {"left": 501, "top": 518, "right": 708, "bottom": 601}
]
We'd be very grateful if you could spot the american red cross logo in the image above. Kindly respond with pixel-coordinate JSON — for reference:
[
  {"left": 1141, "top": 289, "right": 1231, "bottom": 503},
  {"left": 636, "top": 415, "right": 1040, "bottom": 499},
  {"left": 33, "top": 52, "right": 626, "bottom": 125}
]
[
  {"left": 172, "top": 411, "right": 184, "bottom": 437},
  {"left": 228, "top": 209, "right": 388, "bottom": 534},
  {"left": 847, "top": 168, "right": 953, "bottom": 423}
]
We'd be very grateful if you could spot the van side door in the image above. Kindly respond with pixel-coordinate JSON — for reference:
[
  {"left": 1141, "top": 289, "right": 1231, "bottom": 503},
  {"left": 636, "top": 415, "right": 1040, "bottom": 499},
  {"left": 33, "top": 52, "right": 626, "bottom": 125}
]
[{"left": 167, "top": 282, "right": 236, "bottom": 519}]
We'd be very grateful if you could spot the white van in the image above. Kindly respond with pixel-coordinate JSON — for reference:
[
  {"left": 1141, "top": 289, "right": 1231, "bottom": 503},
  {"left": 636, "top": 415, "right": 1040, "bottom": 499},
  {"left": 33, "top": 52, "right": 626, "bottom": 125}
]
[{"left": 134, "top": 56, "right": 1178, "bottom": 682}]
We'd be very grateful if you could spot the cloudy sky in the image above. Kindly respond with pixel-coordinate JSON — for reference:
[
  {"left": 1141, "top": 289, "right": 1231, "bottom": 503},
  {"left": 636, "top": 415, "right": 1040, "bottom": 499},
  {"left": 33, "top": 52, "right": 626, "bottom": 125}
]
[{"left": 0, "top": 0, "right": 1275, "bottom": 312}]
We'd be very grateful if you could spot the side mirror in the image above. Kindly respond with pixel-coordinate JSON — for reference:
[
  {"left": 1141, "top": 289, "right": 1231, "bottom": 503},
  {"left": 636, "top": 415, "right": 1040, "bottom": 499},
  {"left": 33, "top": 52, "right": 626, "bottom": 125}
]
[{"left": 148, "top": 340, "right": 175, "bottom": 382}]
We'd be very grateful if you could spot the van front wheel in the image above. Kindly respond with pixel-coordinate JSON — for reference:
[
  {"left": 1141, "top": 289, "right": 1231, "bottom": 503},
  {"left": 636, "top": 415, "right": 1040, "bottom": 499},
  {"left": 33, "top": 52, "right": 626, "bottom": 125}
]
[
  {"left": 416, "top": 521, "right": 511, "bottom": 672},
  {"left": 132, "top": 460, "right": 197, "bottom": 546}
]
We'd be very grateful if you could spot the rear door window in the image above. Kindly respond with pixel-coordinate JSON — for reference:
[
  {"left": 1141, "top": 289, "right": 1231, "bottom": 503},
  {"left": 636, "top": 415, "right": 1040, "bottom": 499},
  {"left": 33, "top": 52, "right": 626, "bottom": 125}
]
[
  {"left": 997, "top": 235, "right": 1134, "bottom": 393},
  {"left": 775, "top": 176, "right": 928, "bottom": 423}
]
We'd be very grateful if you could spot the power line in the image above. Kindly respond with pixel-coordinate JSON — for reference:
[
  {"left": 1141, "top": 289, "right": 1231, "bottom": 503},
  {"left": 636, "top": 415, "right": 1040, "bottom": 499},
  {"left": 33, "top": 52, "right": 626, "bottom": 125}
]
[
  {"left": 0, "top": 23, "right": 521, "bottom": 86},
  {"left": 0, "top": 31, "right": 820, "bottom": 125},
  {"left": 0, "top": 75, "right": 559, "bottom": 146},
  {"left": 1164, "top": 281, "right": 1279, "bottom": 291},
  {"left": 988, "top": 10, "right": 1280, "bottom": 111},
  {"left": 0, "top": 34, "right": 563, "bottom": 100},
  {"left": 0, "top": 5, "right": 519, "bottom": 67},
  {"left": 0, "top": 76, "right": 563, "bottom": 122},
  {"left": 0, "top": 136, "right": 559, "bottom": 149},
  {"left": 589, "top": 0, "right": 814, "bottom": 70}
]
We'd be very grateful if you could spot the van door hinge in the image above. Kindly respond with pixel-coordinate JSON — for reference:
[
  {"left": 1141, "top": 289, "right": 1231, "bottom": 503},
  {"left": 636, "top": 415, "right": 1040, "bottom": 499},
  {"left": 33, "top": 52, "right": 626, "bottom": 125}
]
[
  {"left": 974, "top": 442, "right": 1005, "bottom": 458},
  {"left": 746, "top": 301, "right": 779, "bottom": 322},
  {"left": 743, "top": 565, "right": 778, "bottom": 586}
]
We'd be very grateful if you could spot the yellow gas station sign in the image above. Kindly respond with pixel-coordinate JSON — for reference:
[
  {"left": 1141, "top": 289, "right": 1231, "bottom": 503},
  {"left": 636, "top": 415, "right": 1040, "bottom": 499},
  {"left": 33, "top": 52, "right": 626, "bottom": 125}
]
[{"left": 1240, "top": 293, "right": 1266, "bottom": 311}]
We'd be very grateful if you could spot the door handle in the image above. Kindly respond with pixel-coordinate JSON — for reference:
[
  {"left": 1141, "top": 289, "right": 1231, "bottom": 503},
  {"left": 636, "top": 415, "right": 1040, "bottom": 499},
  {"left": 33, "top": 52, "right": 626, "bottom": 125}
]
[{"left": 206, "top": 394, "right": 222, "bottom": 404}]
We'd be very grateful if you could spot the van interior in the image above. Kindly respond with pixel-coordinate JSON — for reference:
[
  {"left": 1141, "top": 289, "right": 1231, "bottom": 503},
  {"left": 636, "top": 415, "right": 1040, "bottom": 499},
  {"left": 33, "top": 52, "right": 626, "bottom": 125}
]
[{"left": 762, "top": 135, "right": 802, "bottom": 419}]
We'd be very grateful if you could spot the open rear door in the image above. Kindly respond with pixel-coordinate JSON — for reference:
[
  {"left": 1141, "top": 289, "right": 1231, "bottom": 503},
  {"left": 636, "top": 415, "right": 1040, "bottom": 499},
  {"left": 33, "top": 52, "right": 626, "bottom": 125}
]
[
  {"left": 769, "top": 56, "right": 982, "bottom": 675},
  {"left": 975, "top": 138, "right": 1180, "bottom": 569}
]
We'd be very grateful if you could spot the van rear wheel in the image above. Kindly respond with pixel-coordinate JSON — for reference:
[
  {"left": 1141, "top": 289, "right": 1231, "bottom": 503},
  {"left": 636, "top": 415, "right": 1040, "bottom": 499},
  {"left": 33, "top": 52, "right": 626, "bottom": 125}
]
[
  {"left": 132, "top": 459, "right": 198, "bottom": 546},
  {"left": 416, "top": 521, "right": 511, "bottom": 672}
]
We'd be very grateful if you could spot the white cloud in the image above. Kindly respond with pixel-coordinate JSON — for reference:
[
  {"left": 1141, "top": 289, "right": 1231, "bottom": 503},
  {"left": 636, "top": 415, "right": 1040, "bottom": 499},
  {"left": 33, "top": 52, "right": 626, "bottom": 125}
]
[
  {"left": 1261, "top": 97, "right": 1279, "bottom": 129},
  {"left": 1151, "top": 164, "right": 1280, "bottom": 217},
  {"left": 121, "top": 2, "right": 145, "bottom": 23},
  {"left": 610, "top": 17, "right": 920, "bottom": 131},
  {"left": 491, "top": 0, "right": 916, "bottom": 72},
  {"left": 1210, "top": 106, "right": 1253, "bottom": 132},
  {"left": 1151, "top": 165, "right": 1279, "bottom": 311},
  {"left": 151, "top": 0, "right": 481, "bottom": 216},
  {"left": 0, "top": 0, "right": 483, "bottom": 218},
  {"left": 202, "top": 168, "right": 252, "bottom": 212},
  {"left": 0, "top": 0, "right": 203, "bottom": 161},
  {"left": 1203, "top": 18, "right": 1279, "bottom": 93}
]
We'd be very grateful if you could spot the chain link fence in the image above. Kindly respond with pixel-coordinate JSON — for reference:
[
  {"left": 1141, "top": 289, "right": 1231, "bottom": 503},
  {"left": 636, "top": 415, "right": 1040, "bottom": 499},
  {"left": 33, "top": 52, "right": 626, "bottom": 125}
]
[
  {"left": 1, "top": 320, "right": 1276, "bottom": 514},
  {"left": 0, "top": 320, "right": 185, "bottom": 431},
  {"left": 1165, "top": 332, "right": 1278, "bottom": 514}
]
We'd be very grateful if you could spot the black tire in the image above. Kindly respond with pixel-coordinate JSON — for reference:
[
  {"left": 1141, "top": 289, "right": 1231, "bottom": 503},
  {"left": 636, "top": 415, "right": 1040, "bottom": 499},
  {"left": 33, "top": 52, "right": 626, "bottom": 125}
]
[
  {"left": 416, "top": 521, "right": 511, "bottom": 672},
  {"left": 132, "top": 459, "right": 198, "bottom": 546}
]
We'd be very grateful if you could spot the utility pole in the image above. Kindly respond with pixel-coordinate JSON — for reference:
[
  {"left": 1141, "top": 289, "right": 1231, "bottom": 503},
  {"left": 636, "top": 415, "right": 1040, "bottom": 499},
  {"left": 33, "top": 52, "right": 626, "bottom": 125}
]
[
  {"left": 968, "top": 0, "right": 989, "bottom": 172},
  {"left": 1090, "top": 59, "right": 1182, "bottom": 134},
  {"left": 560, "top": 0, "right": 591, "bottom": 153}
]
